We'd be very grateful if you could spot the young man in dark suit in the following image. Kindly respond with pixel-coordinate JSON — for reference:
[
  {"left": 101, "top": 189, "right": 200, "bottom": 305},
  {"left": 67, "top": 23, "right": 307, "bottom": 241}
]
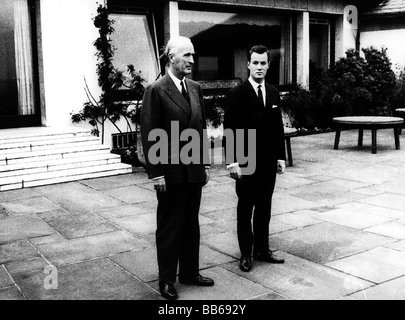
[
  {"left": 141, "top": 36, "right": 214, "bottom": 300},
  {"left": 224, "top": 45, "right": 286, "bottom": 273}
]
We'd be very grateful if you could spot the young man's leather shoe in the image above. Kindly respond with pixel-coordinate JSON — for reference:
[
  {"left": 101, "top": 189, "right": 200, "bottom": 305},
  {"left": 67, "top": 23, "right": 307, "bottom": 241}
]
[
  {"left": 254, "top": 251, "right": 285, "bottom": 264},
  {"left": 179, "top": 274, "right": 214, "bottom": 286},
  {"left": 159, "top": 281, "right": 178, "bottom": 300},
  {"left": 239, "top": 256, "right": 252, "bottom": 272}
]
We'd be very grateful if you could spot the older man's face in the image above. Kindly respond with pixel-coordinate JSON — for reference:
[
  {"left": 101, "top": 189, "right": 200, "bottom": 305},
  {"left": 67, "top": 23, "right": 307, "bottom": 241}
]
[{"left": 169, "top": 40, "right": 195, "bottom": 79}]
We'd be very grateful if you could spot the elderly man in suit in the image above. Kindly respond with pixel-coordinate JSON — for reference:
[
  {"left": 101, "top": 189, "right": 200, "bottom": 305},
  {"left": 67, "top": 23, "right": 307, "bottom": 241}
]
[
  {"left": 224, "top": 45, "right": 286, "bottom": 273},
  {"left": 141, "top": 36, "right": 214, "bottom": 300}
]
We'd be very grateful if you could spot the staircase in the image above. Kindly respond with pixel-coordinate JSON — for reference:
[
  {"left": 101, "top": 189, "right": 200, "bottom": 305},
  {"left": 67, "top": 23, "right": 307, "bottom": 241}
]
[{"left": 0, "top": 127, "right": 133, "bottom": 191}]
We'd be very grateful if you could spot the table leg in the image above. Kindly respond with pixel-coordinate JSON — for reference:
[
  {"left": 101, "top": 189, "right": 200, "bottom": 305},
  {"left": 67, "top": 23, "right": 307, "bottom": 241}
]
[
  {"left": 358, "top": 129, "right": 363, "bottom": 147},
  {"left": 334, "top": 128, "right": 341, "bottom": 150},
  {"left": 394, "top": 127, "right": 401, "bottom": 150},
  {"left": 371, "top": 129, "right": 377, "bottom": 154},
  {"left": 285, "top": 137, "right": 293, "bottom": 167}
]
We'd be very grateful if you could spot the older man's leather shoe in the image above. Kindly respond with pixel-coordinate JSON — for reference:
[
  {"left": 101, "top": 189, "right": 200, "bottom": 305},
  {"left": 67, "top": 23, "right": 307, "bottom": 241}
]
[
  {"left": 254, "top": 251, "right": 285, "bottom": 264},
  {"left": 159, "top": 281, "right": 178, "bottom": 300},
  {"left": 179, "top": 274, "right": 214, "bottom": 286},
  {"left": 239, "top": 256, "right": 252, "bottom": 272}
]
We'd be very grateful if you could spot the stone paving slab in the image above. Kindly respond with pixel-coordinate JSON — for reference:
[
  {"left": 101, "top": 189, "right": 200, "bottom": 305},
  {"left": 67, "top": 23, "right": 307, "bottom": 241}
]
[
  {"left": 97, "top": 202, "right": 156, "bottom": 219},
  {"left": 0, "top": 265, "right": 13, "bottom": 288},
  {"left": 110, "top": 212, "right": 156, "bottom": 236},
  {"left": 276, "top": 173, "right": 326, "bottom": 189},
  {"left": 359, "top": 193, "right": 405, "bottom": 212},
  {"left": 273, "top": 212, "right": 322, "bottom": 228},
  {"left": 103, "top": 185, "right": 156, "bottom": 204},
  {"left": 0, "top": 197, "right": 61, "bottom": 216},
  {"left": 0, "top": 287, "right": 25, "bottom": 300},
  {"left": 13, "top": 258, "right": 159, "bottom": 300},
  {"left": 269, "top": 222, "right": 397, "bottom": 264},
  {"left": 28, "top": 233, "right": 66, "bottom": 246},
  {"left": 201, "top": 232, "right": 240, "bottom": 259},
  {"left": 385, "top": 240, "right": 405, "bottom": 252},
  {"left": 335, "top": 202, "right": 404, "bottom": 220},
  {"left": 272, "top": 193, "right": 320, "bottom": 214},
  {"left": 200, "top": 207, "right": 237, "bottom": 222},
  {"left": 0, "top": 240, "right": 40, "bottom": 264},
  {"left": 222, "top": 252, "right": 373, "bottom": 300},
  {"left": 34, "top": 182, "right": 125, "bottom": 214},
  {"left": 39, "top": 210, "right": 120, "bottom": 239},
  {"left": 349, "top": 276, "right": 405, "bottom": 300},
  {"left": 200, "top": 192, "right": 237, "bottom": 214},
  {"left": 200, "top": 224, "right": 228, "bottom": 239},
  {"left": 373, "top": 180, "right": 405, "bottom": 196},
  {"left": 150, "top": 266, "right": 270, "bottom": 300},
  {"left": 287, "top": 183, "right": 367, "bottom": 207},
  {"left": 6, "top": 257, "right": 51, "bottom": 277},
  {"left": 326, "top": 247, "right": 405, "bottom": 284},
  {"left": 0, "top": 188, "right": 40, "bottom": 202},
  {"left": 110, "top": 247, "right": 159, "bottom": 283},
  {"left": 0, "top": 215, "right": 55, "bottom": 244},
  {"left": 365, "top": 222, "right": 405, "bottom": 240},
  {"left": 312, "top": 207, "right": 394, "bottom": 230},
  {"left": 80, "top": 172, "right": 149, "bottom": 190},
  {"left": 35, "top": 231, "right": 151, "bottom": 266}
]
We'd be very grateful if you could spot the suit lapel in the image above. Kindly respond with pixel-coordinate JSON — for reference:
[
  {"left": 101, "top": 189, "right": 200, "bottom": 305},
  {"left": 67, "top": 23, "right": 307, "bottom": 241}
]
[
  {"left": 185, "top": 79, "right": 200, "bottom": 127},
  {"left": 162, "top": 75, "right": 192, "bottom": 118},
  {"left": 265, "top": 84, "right": 279, "bottom": 109},
  {"left": 245, "top": 81, "right": 265, "bottom": 111}
]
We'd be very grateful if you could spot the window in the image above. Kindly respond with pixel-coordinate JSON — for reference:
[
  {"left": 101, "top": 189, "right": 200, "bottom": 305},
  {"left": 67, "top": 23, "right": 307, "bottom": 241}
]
[
  {"left": 110, "top": 12, "right": 160, "bottom": 88},
  {"left": 179, "top": 9, "right": 293, "bottom": 86},
  {"left": 310, "top": 18, "right": 332, "bottom": 78},
  {"left": 0, "top": 0, "right": 37, "bottom": 124}
]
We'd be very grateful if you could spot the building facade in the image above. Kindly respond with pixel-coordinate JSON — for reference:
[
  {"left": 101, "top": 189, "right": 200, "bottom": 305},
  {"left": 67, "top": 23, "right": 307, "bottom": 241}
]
[
  {"left": 0, "top": 0, "right": 357, "bottom": 147},
  {"left": 360, "top": 0, "right": 405, "bottom": 74}
]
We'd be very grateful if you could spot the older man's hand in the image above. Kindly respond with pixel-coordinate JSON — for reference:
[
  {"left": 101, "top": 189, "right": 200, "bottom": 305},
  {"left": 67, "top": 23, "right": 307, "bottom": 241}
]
[{"left": 153, "top": 177, "right": 166, "bottom": 193}]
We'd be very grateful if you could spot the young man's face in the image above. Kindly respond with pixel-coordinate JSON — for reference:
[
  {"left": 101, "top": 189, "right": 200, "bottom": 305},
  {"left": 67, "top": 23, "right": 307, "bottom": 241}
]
[
  {"left": 169, "top": 41, "right": 195, "bottom": 79},
  {"left": 247, "top": 52, "right": 269, "bottom": 83}
]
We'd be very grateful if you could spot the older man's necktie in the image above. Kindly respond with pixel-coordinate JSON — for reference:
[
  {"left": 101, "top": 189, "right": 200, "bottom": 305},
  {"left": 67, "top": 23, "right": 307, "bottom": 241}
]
[{"left": 181, "top": 80, "right": 190, "bottom": 105}]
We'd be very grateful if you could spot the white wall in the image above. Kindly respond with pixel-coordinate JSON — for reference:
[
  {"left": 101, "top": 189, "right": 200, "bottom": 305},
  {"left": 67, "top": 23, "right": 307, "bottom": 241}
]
[
  {"left": 40, "top": 0, "right": 100, "bottom": 127},
  {"left": 361, "top": 29, "right": 405, "bottom": 74},
  {"left": 40, "top": 0, "right": 135, "bottom": 148}
]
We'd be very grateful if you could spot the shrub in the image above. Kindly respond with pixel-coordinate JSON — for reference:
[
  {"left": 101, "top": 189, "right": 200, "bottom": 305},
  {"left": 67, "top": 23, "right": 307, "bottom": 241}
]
[
  {"left": 328, "top": 47, "right": 396, "bottom": 116},
  {"left": 281, "top": 46, "right": 398, "bottom": 130}
]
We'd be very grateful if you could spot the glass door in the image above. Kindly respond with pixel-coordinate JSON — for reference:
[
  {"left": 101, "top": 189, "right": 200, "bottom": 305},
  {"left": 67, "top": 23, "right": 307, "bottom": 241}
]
[{"left": 0, "top": 0, "right": 40, "bottom": 129}]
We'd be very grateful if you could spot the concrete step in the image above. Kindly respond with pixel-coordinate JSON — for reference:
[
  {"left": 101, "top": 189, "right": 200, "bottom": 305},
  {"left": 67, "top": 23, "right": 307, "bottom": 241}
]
[
  {"left": 0, "top": 153, "right": 122, "bottom": 177},
  {"left": 0, "top": 163, "right": 133, "bottom": 192},
  {"left": 0, "top": 127, "right": 133, "bottom": 191},
  {"left": 0, "top": 138, "right": 102, "bottom": 156},
  {"left": 0, "top": 132, "right": 100, "bottom": 146},
  {"left": 1, "top": 144, "right": 112, "bottom": 165},
  {"left": 0, "top": 130, "right": 93, "bottom": 145}
]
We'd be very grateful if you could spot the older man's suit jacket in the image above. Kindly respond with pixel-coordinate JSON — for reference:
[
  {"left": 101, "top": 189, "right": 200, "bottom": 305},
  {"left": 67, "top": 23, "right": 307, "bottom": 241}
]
[
  {"left": 141, "top": 74, "right": 209, "bottom": 184},
  {"left": 224, "top": 80, "right": 286, "bottom": 174}
]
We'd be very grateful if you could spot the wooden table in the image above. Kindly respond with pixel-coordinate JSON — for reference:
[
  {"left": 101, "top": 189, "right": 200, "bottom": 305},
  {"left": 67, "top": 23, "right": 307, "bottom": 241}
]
[
  {"left": 395, "top": 108, "right": 405, "bottom": 134},
  {"left": 284, "top": 127, "right": 298, "bottom": 167},
  {"left": 333, "top": 116, "right": 404, "bottom": 154}
]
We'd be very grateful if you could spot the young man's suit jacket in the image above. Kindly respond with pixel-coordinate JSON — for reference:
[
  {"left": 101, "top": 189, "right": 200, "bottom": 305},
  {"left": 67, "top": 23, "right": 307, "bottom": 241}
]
[
  {"left": 224, "top": 80, "right": 286, "bottom": 175},
  {"left": 141, "top": 74, "right": 209, "bottom": 184}
]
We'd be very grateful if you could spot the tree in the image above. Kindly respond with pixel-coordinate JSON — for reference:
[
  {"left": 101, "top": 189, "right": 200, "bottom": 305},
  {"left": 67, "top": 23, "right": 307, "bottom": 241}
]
[{"left": 71, "top": 4, "right": 145, "bottom": 144}]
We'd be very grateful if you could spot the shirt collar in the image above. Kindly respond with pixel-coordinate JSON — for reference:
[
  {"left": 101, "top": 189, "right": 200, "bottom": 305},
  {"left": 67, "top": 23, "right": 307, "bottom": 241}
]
[
  {"left": 168, "top": 69, "right": 185, "bottom": 92},
  {"left": 248, "top": 77, "right": 265, "bottom": 91}
]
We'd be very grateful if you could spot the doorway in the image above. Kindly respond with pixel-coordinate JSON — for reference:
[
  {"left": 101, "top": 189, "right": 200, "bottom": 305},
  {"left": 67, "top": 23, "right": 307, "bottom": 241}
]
[{"left": 0, "top": 0, "right": 40, "bottom": 129}]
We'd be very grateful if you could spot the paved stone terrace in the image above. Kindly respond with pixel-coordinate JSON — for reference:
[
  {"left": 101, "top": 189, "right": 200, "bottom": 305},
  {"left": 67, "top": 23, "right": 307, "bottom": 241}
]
[{"left": 1, "top": 129, "right": 405, "bottom": 300}]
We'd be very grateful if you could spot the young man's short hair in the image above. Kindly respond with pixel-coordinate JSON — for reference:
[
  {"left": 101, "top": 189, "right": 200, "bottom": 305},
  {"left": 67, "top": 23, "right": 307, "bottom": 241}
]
[{"left": 248, "top": 45, "right": 269, "bottom": 62}]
